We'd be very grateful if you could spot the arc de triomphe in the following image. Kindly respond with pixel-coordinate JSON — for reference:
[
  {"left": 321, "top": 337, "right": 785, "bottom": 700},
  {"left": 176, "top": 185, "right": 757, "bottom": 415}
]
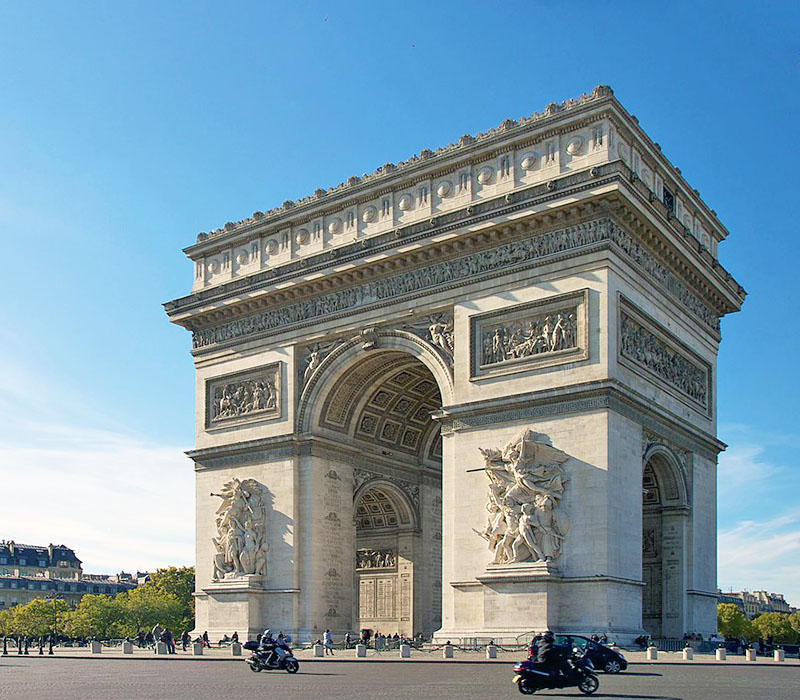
[{"left": 165, "top": 86, "right": 744, "bottom": 643}]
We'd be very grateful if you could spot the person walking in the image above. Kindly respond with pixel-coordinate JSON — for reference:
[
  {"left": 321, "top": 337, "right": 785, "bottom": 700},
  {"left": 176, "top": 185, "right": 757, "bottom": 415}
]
[
  {"left": 181, "top": 630, "right": 190, "bottom": 651},
  {"left": 150, "top": 623, "right": 163, "bottom": 651},
  {"left": 323, "top": 629, "right": 335, "bottom": 656}
]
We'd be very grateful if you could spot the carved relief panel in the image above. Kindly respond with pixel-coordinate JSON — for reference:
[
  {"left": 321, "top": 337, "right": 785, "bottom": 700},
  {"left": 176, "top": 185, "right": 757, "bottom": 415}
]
[
  {"left": 470, "top": 289, "right": 589, "bottom": 379},
  {"left": 618, "top": 297, "right": 711, "bottom": 414},
  {"left": 205, "top": 362, "right": 281, "bottom": 429}
]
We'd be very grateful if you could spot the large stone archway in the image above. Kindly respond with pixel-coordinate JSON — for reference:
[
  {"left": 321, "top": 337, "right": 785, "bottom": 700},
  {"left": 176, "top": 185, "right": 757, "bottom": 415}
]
[{"left": 169, "top": 87, "right": 743, "bottom": 643}]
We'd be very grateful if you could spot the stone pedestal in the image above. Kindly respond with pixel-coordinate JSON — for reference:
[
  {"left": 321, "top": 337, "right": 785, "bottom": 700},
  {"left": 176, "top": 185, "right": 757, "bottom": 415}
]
[
  {"left": 715, "top": 648, "right": 726, "bottom": 661},
  {"left": 399, "top": 644, "right": 411, "bottom": 658},
  {"left": 745, "top": 649, "right": 756, "bottom": 661},
  {"left": 646, "top": 646, "right": 658, "bottom": 660},
  {"left": 122, "top": 641, "right": 133, "bottom": 654},
  {"left": 231, "top": 642, "right": 242, "bottom": 656},
  {"left": 192, "top": 642, "right": 203, "bottom": 656},
  {"left": 486, "top": 644, "right": 497, "bottom": 659},
  {"left": 356, "top": 644, "right": 366, "bottom": 658},
  {"left": 774, "top": 649, "right": 785, "bottom": 662},
  {"left": 90, "top": 641, "right": 101, "bottom": 654},
  {"left": 682, "top": 647, "right": 693, "bottom": 660},
  {"left": 443, "top": 644, "right": 453, "bottom": 659},
  {"left": 313, "top": 644, "right": 324, "bottom": 658},
  {"left": 155, "top": 642, "right": 167, "bottom": 655},
  {"left": 201, "top": 575, "right": 277, "bottom": 642}
]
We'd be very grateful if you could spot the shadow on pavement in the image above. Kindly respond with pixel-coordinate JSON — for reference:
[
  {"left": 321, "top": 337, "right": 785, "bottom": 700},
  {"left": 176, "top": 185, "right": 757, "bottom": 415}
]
[{"left": 539, "top": 695, "right": 680, "bottom": 700}]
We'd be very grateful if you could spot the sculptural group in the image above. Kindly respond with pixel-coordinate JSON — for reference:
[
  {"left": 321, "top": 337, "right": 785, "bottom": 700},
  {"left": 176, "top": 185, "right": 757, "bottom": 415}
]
[
  {"left": 211, "top": 478, "right": 267, "bottom": 580},
  {"left": 477, "top": 429, "right": 570, "bottom": 564}
]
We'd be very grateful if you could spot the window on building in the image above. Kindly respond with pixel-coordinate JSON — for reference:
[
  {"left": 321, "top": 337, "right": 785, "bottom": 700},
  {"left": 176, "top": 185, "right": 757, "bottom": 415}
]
[
  {"left": 38, "top": 559, "right": 46, "bottom": 567},
  {"left": 10, "top": 582, "right": 17, "bottom": 589},
  {"left": 663, "top": 186, "right": 675, "bottom": 214},
  {"left": 0, "top": 557, "right": 7, "bottom": 564},
  {"left": 18, "top": 558, "right": 26, "bottom": 565}
]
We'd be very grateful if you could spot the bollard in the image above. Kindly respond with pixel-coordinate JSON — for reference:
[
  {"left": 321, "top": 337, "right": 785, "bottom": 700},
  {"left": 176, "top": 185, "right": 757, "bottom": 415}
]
[
  {"left": 17, "top": 637, "right": 23, "bottom": 655},
  {"left": 90, "top": 640, "right": 102, "bottom": 654},
  {"left": 646, "top": 646, "right": 658, "bottom": 660},
  {"left": 24, "top": 638, "right": 29, "bottom": 655},
  {"left": 774, "top": 648, "right": 784, "bottom": 662},
  {"left": 356, "top": 643, "right": 366, "bottom": 658},
  {"left": 48, "top": 636, "right": 54, "bottom": 655},
  {"left": 313, "top": 643, "right": 324, "bottom": 658},
  {"left": 400, "top": 643, "right": 411, "bottom": 658},
  {"left": 231, "top": 642, "right": 242, "bottom": 656},
  {"left": 443, "top": 644, "right": 453, "bottom": 659},
  {"left": 192, "top": 641, "right": 203, "bottom": 656},
  {"left": 716, "top": 647, "right": 726, "bottom": 661},
  {"left": 155, "top": 641, "right": 167, "bottom": 655},
  {"left": 682, "top": 647, "right": 693, "bottom": 660},
  {"left": 745, "top": 648, "right": 756, "bottom": 661},
  {"left": 122, "top": 641, "right": 133, "bottom": 654},
  {"left": 38, "top": 638, "right": 43, "bottom": 655},
  {"left": 486, "top": 644, "right": 497, "bottom": 659},
  {"left": 2, "top": 637, "right": 7, "bottom": 656}
]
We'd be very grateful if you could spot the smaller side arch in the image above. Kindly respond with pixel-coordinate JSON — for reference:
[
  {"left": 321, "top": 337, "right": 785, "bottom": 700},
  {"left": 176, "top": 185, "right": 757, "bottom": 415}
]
[
  {"left": 353, "top": 478, "right": 419, "bottom": 531},
  {"left": 643, "top": 444, "right": 689, "bottom": 507}
]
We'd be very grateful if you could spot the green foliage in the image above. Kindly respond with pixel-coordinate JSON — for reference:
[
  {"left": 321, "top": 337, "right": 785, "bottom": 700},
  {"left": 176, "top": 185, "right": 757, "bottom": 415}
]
[
  {"left": 64, "top": 595, "right": 125, "bottom": 640},
  {"left": 751, "top": 612, "right": 799, "bottom": 644},
  {"left": 2, "top": 598, "right": 71, "bottom": 638},
  {"left": 0, "top": 608, "right": 14, "bottom": 636},
  {"left": 717, "top": 603, "right": 757, "bottom": 640},
  {"left": 116, "top": 584, "right": 184, "bottom": 636},
  {"left": 147, "top": 566, "right": 195, "bottom": 632},
  {"left": 790, "top": 612, "right": 800, "bottom": 636}
]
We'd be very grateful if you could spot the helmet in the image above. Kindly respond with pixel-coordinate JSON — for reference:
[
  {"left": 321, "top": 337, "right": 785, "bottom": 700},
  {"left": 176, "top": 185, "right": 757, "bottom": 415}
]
[
  {"left": 262, "top": 629, "right": 272, "bottom": 637},
  {"left": 543, "top": 630, "right": 554, "bottom": 640}
]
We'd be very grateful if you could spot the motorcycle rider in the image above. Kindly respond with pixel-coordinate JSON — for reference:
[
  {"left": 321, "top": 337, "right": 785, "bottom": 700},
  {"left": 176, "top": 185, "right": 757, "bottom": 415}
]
[
  {"left": 536, "top": 630, "right": 569, "bottom": 677},
  {"left": 259, "top": 629, "right": 278, "bottom": 667}
]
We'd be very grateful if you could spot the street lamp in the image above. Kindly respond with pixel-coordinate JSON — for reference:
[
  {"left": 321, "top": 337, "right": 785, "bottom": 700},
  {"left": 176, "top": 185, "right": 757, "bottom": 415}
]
[{"left": 45, "top": 592, "right": 62, "bottom": 655}]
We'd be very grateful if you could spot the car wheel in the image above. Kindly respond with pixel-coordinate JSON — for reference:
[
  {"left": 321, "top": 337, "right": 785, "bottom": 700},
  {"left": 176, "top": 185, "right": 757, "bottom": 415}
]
[{"left": 603, "top": 659, "right": 622, "bottom": 674}]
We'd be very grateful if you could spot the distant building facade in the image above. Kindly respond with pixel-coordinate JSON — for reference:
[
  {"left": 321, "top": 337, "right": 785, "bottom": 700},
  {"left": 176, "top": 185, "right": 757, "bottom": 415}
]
[
  {"left": 717, "top": 589, "right": 795, "bottom": 619},
  {"left": 0, "top": 540, "right": 137, "bottom": 608}
]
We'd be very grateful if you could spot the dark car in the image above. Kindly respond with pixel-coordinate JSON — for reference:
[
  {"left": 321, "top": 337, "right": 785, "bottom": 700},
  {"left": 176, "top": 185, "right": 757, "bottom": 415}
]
[
  {"left": 556, "top": 635, "right": 627, "bottom": 673},
  {"left": 529, "top": 634, "right": 628, "bottom": 674}
]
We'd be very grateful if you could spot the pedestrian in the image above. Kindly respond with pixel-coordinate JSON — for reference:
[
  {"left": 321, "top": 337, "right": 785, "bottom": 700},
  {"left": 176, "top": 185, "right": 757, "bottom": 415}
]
[
  {"left": 202, "top": 630, "right": 209, "bottom": 647},
  {"left": 151, "top": 622, "right": 163, "bottom": 650},
  {"left": 345, "top": 631, "right": 352, "bottom": 649},
  {"left": 181, "top": 630, "right": 190, "bottom": 651},
  {"left": 231, "top": 631, "right": 239, "bottom": 644},
  {"left": 323, "top": 629, "right": 335, "bottom": 656}
]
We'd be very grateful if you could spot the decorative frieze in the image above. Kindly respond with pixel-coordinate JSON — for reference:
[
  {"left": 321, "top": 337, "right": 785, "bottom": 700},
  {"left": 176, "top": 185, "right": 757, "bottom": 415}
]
[
  {"left": 205, "top": 363, "right": 281, "bottom": 429},
  {"left": 356, "top": 548, "right": 397, "bottom": 570},
  {"left": 618, "top": 299, "right": 710, "bottom": 413},
  {"left": 470, "top": 290, "right": 588, "bottom": 379},
  {"left": 191, "top": 218, "right": 719, "bottom": 352}
]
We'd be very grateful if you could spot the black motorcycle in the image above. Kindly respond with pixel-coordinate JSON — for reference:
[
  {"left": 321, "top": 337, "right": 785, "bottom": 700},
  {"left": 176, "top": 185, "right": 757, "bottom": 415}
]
[
  {"left": 512, "top": 650, "right": 599, "bottom": 695},
  {"left": 243, "top": 640, "right": 300, "bottom": 674}
]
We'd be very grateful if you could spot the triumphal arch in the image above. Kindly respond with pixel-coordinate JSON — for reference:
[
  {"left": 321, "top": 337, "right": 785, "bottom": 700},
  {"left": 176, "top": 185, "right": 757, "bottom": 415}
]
[{"left": 165, "top": 86, "right": 744, "bottom": 643}]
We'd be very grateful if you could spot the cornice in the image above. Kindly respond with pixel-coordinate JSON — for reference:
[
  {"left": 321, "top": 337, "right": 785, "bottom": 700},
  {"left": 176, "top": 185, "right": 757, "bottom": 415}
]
[
  {"left": 165, "top": 165, "right": 743, "bottom": 339},
  {"left": 434, "top": 378, "right": 725, "bottom": 459}
]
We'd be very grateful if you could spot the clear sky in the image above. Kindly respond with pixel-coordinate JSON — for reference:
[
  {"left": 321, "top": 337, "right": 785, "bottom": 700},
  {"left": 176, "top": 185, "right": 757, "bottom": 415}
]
[{"left": 1, "top": 2, "right": 798, "bottom": 606}]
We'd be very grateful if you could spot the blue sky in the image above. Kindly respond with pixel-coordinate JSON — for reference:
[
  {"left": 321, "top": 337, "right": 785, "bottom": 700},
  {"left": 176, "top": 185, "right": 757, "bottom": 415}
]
[{"left": 1, "top": 2, "right": 798, "bottom": 605}]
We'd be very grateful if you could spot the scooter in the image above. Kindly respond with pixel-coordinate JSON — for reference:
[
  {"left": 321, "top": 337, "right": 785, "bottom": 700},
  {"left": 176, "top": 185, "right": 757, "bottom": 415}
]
[
  {"left": 243, "top": 639, "right": 300, "bottom": 674},
  {"left": 512, "top": 648, "right": 599, "bottom": 695}
]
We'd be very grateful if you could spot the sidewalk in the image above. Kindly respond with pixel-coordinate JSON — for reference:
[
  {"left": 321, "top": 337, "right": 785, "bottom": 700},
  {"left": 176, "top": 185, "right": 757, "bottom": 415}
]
[{"left": 3, "top": 646, "right": 799, "bottom": 666}]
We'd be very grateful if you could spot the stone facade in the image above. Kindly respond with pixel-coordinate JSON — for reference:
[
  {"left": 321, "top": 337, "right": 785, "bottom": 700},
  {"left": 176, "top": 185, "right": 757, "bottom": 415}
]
[{"left": 166, "top": 86, "right": 744, "bottom": 642}]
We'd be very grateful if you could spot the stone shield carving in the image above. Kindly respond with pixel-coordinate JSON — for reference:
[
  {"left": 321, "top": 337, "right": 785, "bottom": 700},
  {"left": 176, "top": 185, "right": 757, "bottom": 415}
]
[
  {"left": 211, "top": 478, "right": 268, "bottom": 580},
  {"left": 476, "top": 429, "right": 570, "bottom": 565}
]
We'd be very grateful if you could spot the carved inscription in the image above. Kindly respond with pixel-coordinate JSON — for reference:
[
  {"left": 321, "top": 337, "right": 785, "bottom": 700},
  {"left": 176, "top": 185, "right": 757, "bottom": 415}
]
[
  {"left": 191, "top": 219, "right": 720, "bottom": 350},
  {"left": 206, "top": 364, "right": 280, "bottom": 428},
  {"left": 620, "top": 308, "right": 709, "bottom": 409}
]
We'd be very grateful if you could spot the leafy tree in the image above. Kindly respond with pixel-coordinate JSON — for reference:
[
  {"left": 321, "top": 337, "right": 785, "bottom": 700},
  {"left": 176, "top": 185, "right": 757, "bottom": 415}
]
[
  {"left": 0, "top": 608, "right": 13, "bottom": 636},
  {"left": 117, "top": 584, "right": 183, "bottom": 637},
  {"left": 717, "top": 603, "right": 757, "bottom": 640},
  {"left": 10, "top": 598, "right": 71, "bottom": 637},
  {"left": 751, "top": 613, "right": 798, "bottom": 644},
  {"left": 790, "top": 611, "right": 800, "bottom": 637},
  {"left": 148, "top": 566, "right": 195, "bottom": 631},
  {"left": 64, "top": 595, "right": 124, "bottom": 640}
]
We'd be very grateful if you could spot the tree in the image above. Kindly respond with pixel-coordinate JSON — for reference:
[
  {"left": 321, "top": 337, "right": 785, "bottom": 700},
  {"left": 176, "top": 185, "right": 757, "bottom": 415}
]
[
  {"left": 751, "top": 613, "right": 798, "bottom": 644},
  {"left": 6, "top": 598, "right": 71, "bottom": 638},
  {"left": 117, "top": 584, "right": 183, "bottom": 637},
  {"left": 790, "top": 611, "right": 800, "bottom": 637},
  {"left": 717, "top": 603, "right": 757, "bottom": 640},
  {"left": 0, "top": 608, "right": 13, "bottom": 636},
  {"left": 148, "top": 566, "right": 195, "bottom": 631},
  {"left": 64, "top": 595, "right": 124, "bottom": 640}
]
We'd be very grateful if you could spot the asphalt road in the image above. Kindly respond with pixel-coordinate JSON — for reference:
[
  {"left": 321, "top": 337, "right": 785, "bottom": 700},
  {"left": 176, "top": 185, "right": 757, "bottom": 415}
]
[{"left": 0, "top": 658, "right": 798, "bottom": 700}]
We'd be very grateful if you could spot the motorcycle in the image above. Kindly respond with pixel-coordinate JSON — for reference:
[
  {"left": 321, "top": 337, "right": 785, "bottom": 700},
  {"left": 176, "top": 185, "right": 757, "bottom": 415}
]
[
  {"left": 243, "top": 639, "right": 300, "bottom": 674},
  {"left": 512, "top": 649, "right": 599, "bottom": 695}
]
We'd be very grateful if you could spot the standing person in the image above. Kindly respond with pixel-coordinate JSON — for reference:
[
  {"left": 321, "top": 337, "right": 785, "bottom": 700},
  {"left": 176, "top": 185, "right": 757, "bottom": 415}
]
[
  {"left": 151, "top": 623, "right": 163, "bottom": 650},
  {"left": 181, "top": 630, "right": 190, "bottom": 651},
  {"left": 163, "top": 628, "right": 175, "bottom": 654},
  {"left": 202, "top": 630, "right": 209, "bottom": 647},
  {"left": 231, "top": 631, "right": 239, "bottom": 644},
  {"left": 323, "top": 629, "right": 335, "bottom": 656},
  {"left": 344, "top": 631, "right": 352, "bottom": 649},
  {"left": 137, "top": 630, "right": 145, "bottom": 648}
]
